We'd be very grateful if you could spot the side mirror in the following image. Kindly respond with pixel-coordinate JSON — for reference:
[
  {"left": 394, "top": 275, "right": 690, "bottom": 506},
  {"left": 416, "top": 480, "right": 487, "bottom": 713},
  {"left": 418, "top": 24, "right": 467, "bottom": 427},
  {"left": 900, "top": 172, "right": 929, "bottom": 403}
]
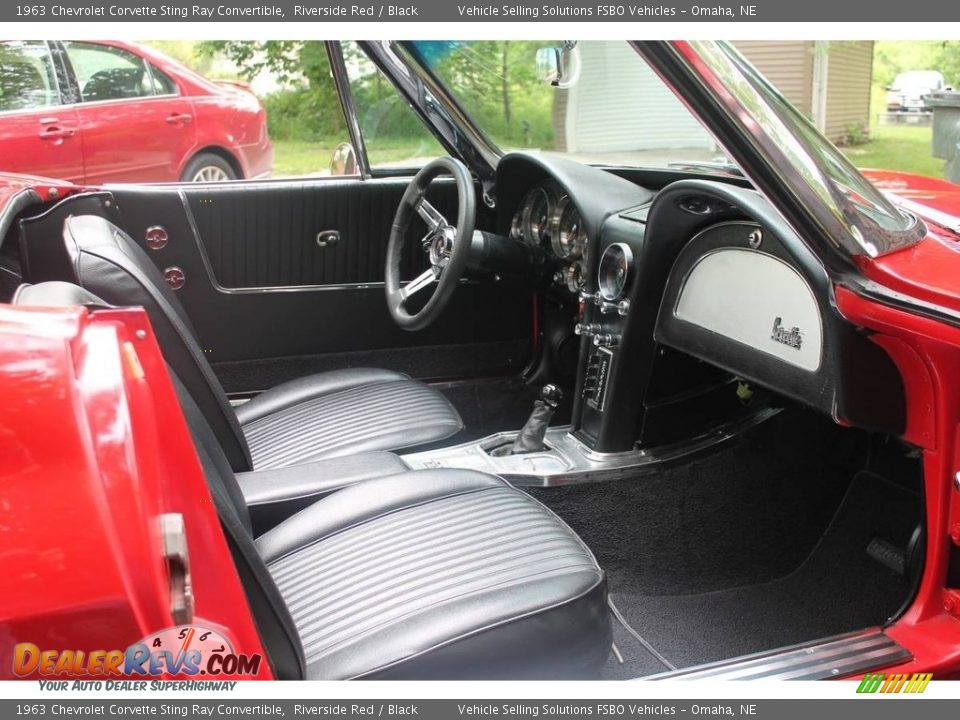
[
  {"left": 946, "top": 86, "right": 955, "bottom": 92},
  {"left": 536, "top": 43, "right": 580, "bottom": 88},
  {"left": 885, "top": 85, "right": 894, "bottom": 92},
  {"left": 330, "top": 142, "right": 358, "bottom": 177}
]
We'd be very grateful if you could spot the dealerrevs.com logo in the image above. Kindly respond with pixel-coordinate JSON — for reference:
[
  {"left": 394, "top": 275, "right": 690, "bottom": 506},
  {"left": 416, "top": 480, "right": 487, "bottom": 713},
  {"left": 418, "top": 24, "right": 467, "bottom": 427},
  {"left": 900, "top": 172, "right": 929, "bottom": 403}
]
[{"left": 13, "top": 626, "right": 262, "bottom": 679}]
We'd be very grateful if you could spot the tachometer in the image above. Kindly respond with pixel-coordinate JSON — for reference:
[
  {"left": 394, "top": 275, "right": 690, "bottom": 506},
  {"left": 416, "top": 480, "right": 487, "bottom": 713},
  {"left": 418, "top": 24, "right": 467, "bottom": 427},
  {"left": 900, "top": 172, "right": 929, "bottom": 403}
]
[
  {"left": 597, "top": 243, "right": 633, "bottom": 301},
  {"left": 552, "top": 196, "right": 586, "bottom": 260},
  {"left": 522, "top": 187, "right": 553, "bottom": 246}
]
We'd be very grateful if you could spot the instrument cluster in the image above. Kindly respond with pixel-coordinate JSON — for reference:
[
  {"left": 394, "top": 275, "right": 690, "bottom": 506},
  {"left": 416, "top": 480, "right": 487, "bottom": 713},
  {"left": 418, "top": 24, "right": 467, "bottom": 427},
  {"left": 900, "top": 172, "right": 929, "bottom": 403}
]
[{"left": 510, "top": 183, "right": 588, "bottom": 294}]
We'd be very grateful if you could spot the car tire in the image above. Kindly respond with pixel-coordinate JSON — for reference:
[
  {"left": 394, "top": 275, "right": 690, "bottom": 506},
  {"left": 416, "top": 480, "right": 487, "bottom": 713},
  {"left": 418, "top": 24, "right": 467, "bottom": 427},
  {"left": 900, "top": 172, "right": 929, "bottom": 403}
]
[{"left": 181, "top": 153, "right": 238, "bottom": 183}]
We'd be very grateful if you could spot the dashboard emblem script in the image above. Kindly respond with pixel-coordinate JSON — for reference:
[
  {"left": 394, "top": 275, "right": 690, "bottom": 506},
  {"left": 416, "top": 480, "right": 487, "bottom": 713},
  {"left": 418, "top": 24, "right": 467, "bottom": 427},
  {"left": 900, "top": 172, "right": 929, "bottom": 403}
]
[{"left": 771, "top": 317, "right": 803, "bottom": 350}]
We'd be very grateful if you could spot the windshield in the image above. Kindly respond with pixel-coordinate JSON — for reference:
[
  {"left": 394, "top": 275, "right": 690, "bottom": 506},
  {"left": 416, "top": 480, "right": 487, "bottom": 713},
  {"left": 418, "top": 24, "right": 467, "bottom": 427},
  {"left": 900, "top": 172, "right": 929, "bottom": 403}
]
[
  {"left": 707, "top": 41, "right": 920, "bottom": 252},
  {"left": 407, "top": 41, "right": 730, "bottom": 172}
]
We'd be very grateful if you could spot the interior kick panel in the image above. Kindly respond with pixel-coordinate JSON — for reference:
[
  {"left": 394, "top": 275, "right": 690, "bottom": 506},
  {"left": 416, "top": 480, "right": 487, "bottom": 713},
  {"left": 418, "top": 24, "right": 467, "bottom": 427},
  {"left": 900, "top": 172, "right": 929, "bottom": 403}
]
[
  {"left": 653, "top": 181, "right": 906, "bottom": 435},
  {"left": 97, "top": 181, "right": 532, "bottom": 376}
]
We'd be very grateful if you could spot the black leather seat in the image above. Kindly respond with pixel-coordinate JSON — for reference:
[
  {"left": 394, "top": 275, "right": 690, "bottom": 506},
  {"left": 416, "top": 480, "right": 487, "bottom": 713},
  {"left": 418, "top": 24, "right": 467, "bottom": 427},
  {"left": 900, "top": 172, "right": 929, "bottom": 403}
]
[
  {"left": 257, "top": 471, "right": 610, "bottom": 679},
  {"left": 55, "top": 214, "right": 463, "bottom": 472},
  {"left": 15, "top": 280, "right": 613, "bottom": 679}
]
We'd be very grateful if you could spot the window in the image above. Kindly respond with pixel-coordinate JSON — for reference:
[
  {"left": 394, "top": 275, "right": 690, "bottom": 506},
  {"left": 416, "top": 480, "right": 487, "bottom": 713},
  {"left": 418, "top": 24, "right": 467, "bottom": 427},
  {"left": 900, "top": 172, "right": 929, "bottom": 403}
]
[
  {"left": 0, "top": 41, "right": 59, "bottom": 112},
  {"left": 343, "top": 41, "right": 443, "bottom": 170},
  {"left": 64, "top": 41, "right": 155, "bottom": 102},
  {"left": 149, "top": 64, "right": 178, "bottom": 96}
]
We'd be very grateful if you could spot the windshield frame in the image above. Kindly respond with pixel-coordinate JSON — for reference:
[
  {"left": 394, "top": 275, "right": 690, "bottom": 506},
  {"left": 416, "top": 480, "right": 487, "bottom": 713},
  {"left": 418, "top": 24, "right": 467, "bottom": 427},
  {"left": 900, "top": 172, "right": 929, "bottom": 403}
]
[{"left": 391, "top": 40, "right": 925, "bottom": 258}]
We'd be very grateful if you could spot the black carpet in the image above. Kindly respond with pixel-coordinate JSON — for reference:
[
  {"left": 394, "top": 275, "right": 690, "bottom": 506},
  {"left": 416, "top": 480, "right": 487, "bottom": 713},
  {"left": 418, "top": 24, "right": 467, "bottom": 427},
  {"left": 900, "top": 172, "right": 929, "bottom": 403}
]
[
  {"left": 604, "top": 470, "right": 920, "bottom": 675},
  {"left": 529, "top": 409, "right": 872, "bottom": 596}
]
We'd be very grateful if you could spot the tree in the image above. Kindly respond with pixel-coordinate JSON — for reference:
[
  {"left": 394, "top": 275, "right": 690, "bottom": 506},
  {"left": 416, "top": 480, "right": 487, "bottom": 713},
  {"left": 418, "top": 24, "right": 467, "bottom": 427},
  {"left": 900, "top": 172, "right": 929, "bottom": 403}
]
[{"left": 197, "top": 41, "right": 345, "bottom": 136}]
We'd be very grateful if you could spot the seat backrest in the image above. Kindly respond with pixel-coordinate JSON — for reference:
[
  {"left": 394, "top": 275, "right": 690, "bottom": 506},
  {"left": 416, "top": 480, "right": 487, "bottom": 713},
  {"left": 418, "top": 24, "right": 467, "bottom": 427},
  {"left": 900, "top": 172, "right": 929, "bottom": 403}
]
[
  {"left": 61, "top": 214, "right": 253, "bottom": 472},
  {"left": 12, "top": 280, "right": 306, "bottom": 680}
]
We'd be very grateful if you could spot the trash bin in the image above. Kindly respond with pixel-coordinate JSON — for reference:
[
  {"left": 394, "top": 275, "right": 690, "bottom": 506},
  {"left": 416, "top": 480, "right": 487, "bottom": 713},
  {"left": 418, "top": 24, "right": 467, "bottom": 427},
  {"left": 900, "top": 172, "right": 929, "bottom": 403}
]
[{"left": 925, "top": 90, "right": 960, "bottom": 184}]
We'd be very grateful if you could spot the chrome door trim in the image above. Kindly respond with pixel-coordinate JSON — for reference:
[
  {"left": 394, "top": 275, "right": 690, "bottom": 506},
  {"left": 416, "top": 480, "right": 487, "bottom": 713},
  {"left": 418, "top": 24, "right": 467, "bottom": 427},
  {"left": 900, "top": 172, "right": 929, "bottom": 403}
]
[{"left": 326, "top": 41, "right": 371, "bottom": 180}]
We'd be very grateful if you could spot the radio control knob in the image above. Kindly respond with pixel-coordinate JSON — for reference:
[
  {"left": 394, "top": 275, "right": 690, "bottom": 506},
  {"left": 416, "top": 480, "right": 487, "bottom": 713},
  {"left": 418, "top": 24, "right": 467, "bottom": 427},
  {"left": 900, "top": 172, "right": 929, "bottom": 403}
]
[{"left": 593, "top": 333, "right": 620, "bottom": 348}]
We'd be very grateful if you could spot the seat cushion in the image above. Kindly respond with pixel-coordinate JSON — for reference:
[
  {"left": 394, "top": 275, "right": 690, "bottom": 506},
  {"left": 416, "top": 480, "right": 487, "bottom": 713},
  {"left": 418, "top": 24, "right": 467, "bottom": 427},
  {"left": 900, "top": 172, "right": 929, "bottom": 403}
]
[
  {"left": 256, "top": 470, "right": 610, "bottom": 680},
  {"left": 238, "top": 368, "right": 463, "bottom": 470}
]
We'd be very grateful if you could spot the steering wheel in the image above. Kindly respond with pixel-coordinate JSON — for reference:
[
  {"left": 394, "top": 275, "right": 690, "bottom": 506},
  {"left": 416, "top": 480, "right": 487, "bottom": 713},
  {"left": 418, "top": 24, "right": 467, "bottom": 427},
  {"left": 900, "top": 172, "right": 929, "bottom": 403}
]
[{"left": 385, "top": 157, "right": 476, "bottom": 331}]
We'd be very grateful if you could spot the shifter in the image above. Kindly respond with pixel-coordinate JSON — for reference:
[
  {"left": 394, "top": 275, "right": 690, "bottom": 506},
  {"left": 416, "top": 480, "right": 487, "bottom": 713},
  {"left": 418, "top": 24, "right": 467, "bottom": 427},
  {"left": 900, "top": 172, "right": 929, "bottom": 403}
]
[{"left": 509, "top": 384, "right": 563, "bottom": 455}]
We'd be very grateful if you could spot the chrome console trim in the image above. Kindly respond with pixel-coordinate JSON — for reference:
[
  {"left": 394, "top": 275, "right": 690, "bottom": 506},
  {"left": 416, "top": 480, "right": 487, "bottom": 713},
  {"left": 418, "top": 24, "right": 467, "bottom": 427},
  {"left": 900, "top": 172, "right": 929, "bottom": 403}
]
[{"left": 402, "top": 407, "right": 779, "bottom": 486}]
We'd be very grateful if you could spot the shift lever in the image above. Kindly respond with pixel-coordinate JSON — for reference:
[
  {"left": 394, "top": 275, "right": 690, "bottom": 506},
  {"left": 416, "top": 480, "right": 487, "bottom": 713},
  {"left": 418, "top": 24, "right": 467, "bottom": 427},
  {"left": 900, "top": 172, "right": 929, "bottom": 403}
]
[{"left": 509, "top": 384, "right": 563, "bottom": 455}]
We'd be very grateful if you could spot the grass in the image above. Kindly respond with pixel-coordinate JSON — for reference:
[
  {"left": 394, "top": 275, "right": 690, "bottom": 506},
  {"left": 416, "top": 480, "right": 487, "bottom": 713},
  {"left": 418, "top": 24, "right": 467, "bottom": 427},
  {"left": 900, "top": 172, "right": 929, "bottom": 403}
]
[
  {"left": 841, "top": 123, "right": 945, "bottom": 178},
  {"left": 271, "top": 123, "right": 947, "bottom": 181},
  {"left": 271, "top": 136, "right": 441, "bottom": 177}
]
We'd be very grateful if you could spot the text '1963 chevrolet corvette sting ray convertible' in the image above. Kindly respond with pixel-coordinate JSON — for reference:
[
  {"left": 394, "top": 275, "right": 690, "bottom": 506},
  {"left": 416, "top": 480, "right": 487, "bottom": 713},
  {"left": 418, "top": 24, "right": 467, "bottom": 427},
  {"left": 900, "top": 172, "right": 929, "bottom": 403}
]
[{"left": 2, "top": 39, "right": 960, "bottom": 682}]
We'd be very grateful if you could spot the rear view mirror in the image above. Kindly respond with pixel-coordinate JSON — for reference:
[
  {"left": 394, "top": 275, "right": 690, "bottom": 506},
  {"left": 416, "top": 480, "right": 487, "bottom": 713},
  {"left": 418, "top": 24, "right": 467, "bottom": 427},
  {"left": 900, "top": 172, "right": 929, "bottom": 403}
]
[{"left": 536, "top": 43, "right": 581, "bottom": 88}]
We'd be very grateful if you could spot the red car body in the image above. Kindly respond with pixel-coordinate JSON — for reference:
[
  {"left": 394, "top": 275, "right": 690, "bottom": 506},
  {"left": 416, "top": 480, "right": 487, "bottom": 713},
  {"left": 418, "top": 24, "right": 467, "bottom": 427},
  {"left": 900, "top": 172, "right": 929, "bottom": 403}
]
[
  {"left": 0, "top": 40, "right": 272, "bottom": 184},
  {"left": 3, "top": 38, "right": 960, "bottom": 682}
]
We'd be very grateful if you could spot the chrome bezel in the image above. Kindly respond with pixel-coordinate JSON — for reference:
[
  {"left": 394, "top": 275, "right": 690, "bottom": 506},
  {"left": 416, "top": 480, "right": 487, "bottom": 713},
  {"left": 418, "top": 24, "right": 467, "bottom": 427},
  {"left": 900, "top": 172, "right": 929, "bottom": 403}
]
[
  {"left": 551, "top": 195, "right": 586, "bottom": 260},
  {"left": 597, "top": 242, "right": 634, "bottom": 301},
  {"left": 521, "top": 186, "right": 555, "bottom": 247}
]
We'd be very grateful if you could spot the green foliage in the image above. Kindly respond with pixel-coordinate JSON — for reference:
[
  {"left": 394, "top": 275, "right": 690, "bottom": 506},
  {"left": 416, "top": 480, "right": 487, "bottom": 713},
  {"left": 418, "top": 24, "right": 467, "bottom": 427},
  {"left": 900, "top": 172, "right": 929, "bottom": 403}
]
[
  {"left": 421, "top": 41, "right": 556, "bottom": 148},
  {"left": 197, "top": 40, "right": 345, "bottom": 138},
  {"left": 142, "top": 41, "right": 216, "bottom": 75},
  {"left": 839, "top": 122, "right": 870, "bottom": 147},
  {"left": 874, "top": 41, "right": 960, "bottom": 89}
]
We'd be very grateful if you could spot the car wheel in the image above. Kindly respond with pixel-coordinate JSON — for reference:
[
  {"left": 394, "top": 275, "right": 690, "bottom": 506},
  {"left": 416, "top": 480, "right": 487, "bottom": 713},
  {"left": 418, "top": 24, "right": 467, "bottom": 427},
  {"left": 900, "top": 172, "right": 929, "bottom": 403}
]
[{"left": 181, "top": 153, "right": 238, "bottom": 183}]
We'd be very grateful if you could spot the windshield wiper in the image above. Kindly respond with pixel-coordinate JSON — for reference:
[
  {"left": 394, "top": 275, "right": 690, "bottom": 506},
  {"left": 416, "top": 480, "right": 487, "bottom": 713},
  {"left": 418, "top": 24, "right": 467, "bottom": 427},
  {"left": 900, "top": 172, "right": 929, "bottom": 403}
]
[{"left": 667, "top": 160, "right": 744, "bottom": 177}]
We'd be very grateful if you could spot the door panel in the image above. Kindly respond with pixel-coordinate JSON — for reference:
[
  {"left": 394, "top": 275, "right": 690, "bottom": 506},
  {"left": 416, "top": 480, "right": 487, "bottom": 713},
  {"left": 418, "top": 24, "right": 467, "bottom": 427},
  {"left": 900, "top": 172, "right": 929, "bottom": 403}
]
[
  {"left": 183, "top": 177, "right": 455, "bottom": 288},
  {"left": 109, "top": 177, "right": 533, "bottom": 391}
]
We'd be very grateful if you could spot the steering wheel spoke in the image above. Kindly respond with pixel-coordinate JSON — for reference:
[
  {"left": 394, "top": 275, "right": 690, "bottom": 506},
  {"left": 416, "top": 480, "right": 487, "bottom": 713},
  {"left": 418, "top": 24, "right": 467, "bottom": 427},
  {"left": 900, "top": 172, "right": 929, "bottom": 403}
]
[
  {"left": 415, "top": 197, "right": 448, "bottom": 233},
  {"left": 399, "top": 268, "right": 438, "bottom": 302}
]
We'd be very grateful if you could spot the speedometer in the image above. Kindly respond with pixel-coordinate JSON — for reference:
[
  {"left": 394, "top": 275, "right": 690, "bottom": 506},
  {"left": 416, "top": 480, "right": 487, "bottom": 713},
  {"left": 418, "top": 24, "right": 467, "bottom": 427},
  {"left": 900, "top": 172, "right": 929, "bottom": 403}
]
[
  {"left": 552, "top": 196, "right": 586, "bottom": 260},
  {"left": 597, "top": 243, "right": 633, "bottom": 301}
]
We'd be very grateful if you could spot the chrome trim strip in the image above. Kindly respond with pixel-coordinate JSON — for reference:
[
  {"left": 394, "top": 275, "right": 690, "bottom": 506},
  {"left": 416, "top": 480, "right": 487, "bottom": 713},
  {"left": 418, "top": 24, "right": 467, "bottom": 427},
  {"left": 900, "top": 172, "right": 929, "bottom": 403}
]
[
  {"left": 646, "top": 629, "right": 911, "bottom": 681},
  {"left": 402, "top": 407, "right": 779, "bottom": 486},
  {"left": 327, "top": 41, "right": 371, "bottom": 180}
]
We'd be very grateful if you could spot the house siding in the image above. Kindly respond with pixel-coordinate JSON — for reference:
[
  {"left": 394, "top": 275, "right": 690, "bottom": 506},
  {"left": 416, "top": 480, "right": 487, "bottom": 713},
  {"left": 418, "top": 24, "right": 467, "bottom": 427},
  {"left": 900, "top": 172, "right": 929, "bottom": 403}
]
[
  {"left": 734, "top": 40, "right": 814, "bottom": 116},
  {"left": 561, "top": 41, "right": 715, "bottom": 154},
  {"left": 822, "top": 41, "right": 875, "bottom": 142},
  {"left": 734, "top": 40, "right": 874, "bottom": 143}
]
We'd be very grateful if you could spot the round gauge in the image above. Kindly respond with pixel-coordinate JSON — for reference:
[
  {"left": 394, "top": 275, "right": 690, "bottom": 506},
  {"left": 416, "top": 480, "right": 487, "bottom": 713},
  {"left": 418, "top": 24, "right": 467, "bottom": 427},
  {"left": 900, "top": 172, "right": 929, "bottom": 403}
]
[
  {"left": 597, "top": 243, "right": 634, "bottom": 301},
  {"left": 552, "top": 197, "right": 586, "bottom": 260},
  {"left": 509, "top": 209, "right": 524, "bottom": 241},
  {"left": 523, "top": 187, "right": 553, "bottom": 246},
  {"left": 565, "top": 261, "right": 585, "bottom": 293}
]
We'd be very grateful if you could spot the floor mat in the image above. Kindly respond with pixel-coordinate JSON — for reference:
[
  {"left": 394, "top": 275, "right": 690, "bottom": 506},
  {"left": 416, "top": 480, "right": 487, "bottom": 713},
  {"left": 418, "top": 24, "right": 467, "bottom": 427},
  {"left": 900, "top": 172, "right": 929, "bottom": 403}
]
[
  {"left": 529, "top": 409, "right": 870, "bottom": 596},
  {"left": 604, "top": 470, "right": 920, "bottom": 675}
]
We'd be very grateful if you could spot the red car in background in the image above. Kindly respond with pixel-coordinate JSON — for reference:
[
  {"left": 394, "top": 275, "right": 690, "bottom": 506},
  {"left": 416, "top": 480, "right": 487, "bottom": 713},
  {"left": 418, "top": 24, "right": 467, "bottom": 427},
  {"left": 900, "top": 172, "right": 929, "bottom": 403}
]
[{"left": 0, "top": 40, "right": 272, "bottom": 183}]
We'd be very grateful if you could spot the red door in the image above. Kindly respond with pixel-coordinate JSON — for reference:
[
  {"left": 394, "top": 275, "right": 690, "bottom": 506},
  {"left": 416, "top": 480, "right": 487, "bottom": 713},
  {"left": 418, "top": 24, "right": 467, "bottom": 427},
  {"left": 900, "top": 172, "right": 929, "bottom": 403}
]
[
  {"left": 0, "top": 41, "right": 83, "bottom": 183},
  {"left": 63, "top": 42, "right": 197, "bottom": 183}
]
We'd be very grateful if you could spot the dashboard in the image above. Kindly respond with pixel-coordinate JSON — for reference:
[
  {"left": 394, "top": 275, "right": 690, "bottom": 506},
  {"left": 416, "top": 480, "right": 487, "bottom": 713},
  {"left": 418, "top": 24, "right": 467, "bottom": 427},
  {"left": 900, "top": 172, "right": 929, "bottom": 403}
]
[
  {"left": 494, "top": 152, "right": 908, "bottom": 455},
  {"left": 509, "top": 183, "right": 589, "bottom": 294}
]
